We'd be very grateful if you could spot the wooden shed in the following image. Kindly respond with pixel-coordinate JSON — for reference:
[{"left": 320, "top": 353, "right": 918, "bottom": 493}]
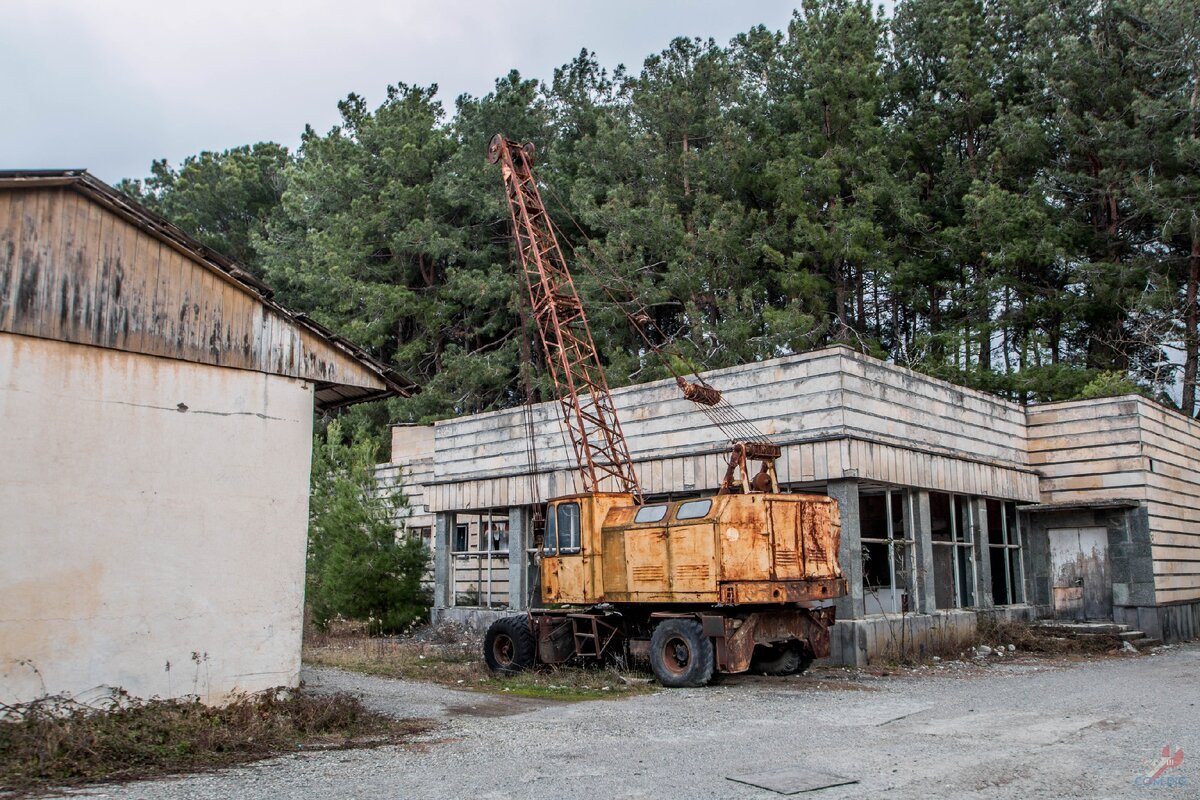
[{"left": 0, "top": 170, "right": 413, "bottom": 705}]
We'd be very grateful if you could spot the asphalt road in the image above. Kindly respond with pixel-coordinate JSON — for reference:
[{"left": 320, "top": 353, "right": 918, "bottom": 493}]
[{"left": 70, "top": 644, "right": 1199, "bottom": 799}]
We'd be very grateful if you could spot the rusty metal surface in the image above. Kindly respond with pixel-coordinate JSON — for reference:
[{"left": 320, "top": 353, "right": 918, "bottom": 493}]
[
  {"left": 679, "top": 379, "right": 722, "bottom": 406},
  {"left": 488, "top": 136, "right": 641, "bottom": 500},
  {"left": 530, "top": 610, "right": 622, "bottom": 663},
  {"left": 533, "top": 615, "right": 576, "bottom": 664},
  {"left": 542, "top": 493, "right": 632, "bottom": 605},
  {"left": 0, "top": 171, "right": 413, "bottom": 408},
  {"left": 551, "top": 491, "right": 845, "bottom": 609},
  {"left": 720, "top": 578, "right": 846, "bottom": 605},
  {"left": 719, "top": 441, "right": 783, "bottom": 494},
  {"left": 718, "top": 608, "right": 835, "bottom": 673}
]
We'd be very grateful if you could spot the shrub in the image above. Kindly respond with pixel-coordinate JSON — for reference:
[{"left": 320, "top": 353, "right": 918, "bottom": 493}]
[{"left": 307, "top": 421, "right": 429, "bottom": 635}]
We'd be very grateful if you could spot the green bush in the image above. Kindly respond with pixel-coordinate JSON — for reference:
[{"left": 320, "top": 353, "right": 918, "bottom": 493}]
[{"left": 307, "top": 420, "right": 429, "bottom": 634}]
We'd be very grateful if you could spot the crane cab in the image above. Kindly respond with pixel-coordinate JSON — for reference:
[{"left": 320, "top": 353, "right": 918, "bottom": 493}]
[{"left": 539, "top": 492, "right": 845, "bottom": 607}]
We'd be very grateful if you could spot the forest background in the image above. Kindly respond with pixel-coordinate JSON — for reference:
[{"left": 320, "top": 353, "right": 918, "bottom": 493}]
[{"left": 118, "top": 0, "right": 1200, "bottom": 455}]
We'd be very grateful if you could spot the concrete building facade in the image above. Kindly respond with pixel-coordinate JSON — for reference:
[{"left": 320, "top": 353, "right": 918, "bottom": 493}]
[
  {"left": 385, "top": 345, "right": 1200, "bottom": 664},
  {"left": 0, "top": 170, "right": 411, "bottom": 705}
]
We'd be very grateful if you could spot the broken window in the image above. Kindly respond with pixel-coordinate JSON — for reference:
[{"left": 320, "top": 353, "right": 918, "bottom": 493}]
[
  {"left": 410, "top": 525, "right": 432, "bottom": 551},
  {"left": 987, "top": 499, "right": 1025, "bottom": 605},
  {"left": 450, "top": 510, "right": 510, "bottom": 608},
  {"left": 931, "top": 492, "right": 976, "bottom": 609},
  {"left": 860, "top": 489, "right": 914, "bottom": 614}
]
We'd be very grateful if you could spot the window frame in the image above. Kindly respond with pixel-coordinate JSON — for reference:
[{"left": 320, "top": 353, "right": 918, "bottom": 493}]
[
  {"left": 987, "top": 500, "right": 1025, "bottom": 605},
  {"left": 860, "top": 489, "right": 916, "bottom": 614},
  {"left": 554, "top": 501, "right": 582, "bottom": 555}
]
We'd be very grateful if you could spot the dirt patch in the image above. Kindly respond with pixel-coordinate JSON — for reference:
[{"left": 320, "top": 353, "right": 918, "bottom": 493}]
[{"left": 444, "top": 695, "right": 568, "bottom": 718}]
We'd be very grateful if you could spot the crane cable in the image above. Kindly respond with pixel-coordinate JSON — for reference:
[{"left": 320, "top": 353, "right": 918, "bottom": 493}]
[{"left": 536, "top": 171, "right": 773, "bottom": 447}]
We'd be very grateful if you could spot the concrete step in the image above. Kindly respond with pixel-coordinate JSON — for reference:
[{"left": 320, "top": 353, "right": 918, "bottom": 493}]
[
  {"left": 1032, "top": 621, "right": 1129, "bottom": 637},
  {"left": 1117, "top": 630, "right": 1144, "bottom": 642},
  {"left": 1131, "top": 637, "right": 1161, "bottom": 649}
]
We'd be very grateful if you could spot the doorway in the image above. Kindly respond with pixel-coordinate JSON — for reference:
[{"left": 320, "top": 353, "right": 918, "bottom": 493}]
[{"left": 1047, "top": 527, "right": 1112, "bottom": 620}]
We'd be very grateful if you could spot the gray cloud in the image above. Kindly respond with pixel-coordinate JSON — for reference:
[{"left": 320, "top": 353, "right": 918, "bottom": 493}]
[{"left": 1, "top": 0, "right": 798, "bottom": 183}]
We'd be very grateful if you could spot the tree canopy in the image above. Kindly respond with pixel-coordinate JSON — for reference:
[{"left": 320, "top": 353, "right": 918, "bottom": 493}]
[{"left": 122, "top": 0, "right": 1200, "bottom": 435}]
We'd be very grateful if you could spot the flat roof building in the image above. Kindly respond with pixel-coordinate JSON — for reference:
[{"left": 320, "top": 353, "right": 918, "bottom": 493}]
[{"left": 385, "top": 345, "right": 1200, "bottom": 663}]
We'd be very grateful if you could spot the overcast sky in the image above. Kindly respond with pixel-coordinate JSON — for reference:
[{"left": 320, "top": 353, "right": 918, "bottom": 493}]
[{"left": 1, "top": 0, "right": 803, "bottom": 184}]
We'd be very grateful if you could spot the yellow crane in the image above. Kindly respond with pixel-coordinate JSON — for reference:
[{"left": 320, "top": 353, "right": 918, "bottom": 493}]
[{"left": 482, "top": 135, "right": 846, "bottom": 686}]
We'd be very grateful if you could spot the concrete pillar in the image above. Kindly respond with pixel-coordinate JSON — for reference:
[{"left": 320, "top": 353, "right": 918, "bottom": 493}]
[
  {"left": 899, "top": 491, "right": 920, "bottom": 612},
  {"left": 973, "top": 497, "right": 994, "bottom": 609},
  {"left": 912, "top": 491, "right": 937, "bottom": 614},
  {"left": 434, "top": 511, "right": 454, "bottom": 611},
  {"left": 507, "top": 506, "right": 532, "bottom": 611},
  {"left": 828, "top": 479, "right": 864, "bottom": 620}
]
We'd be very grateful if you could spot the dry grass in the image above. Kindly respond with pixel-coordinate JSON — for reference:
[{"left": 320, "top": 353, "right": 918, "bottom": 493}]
[
  {"left": 303, "top": 623, "right": 656, "bottom": 702},
  {"left": 975, "top": 617, "right": 1122, "bottom": 655},
  {"left": 873, "top": 617, "right": 1128, "bottom": 667},
  {"left": 0, "top": 690, "right": 430, "bottom": 798}
]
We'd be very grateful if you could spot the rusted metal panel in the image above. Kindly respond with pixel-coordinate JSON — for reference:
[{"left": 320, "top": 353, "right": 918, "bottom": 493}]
[
  {"left": 719, "top": 578, "right": 845, "bottom": 604},
  {"left": 717, "top": 607, "right": 836, "bottom": 673},
  {"left": 719, "top": 495, "right": 773, "bottom": 582},
  {"left": 668, "top": 523, "right": 718, "bottom": 594},
  {"left": 569, "top": 492, "right": 844, "bottom": 609}
]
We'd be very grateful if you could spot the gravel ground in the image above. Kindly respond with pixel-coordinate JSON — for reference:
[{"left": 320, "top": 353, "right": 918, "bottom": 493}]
[{"left": 66, "top": 644, "right": 1198, "bottom": 800}]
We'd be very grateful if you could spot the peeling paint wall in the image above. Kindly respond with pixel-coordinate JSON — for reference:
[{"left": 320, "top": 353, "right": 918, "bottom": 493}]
[{"left": 0, "top": 332, "right": 313, "bottom": 705}]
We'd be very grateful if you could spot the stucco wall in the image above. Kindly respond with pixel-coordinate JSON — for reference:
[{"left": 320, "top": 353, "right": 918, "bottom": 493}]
[{"left": 0, "top": 332, "right": 314, "bottom": 705}]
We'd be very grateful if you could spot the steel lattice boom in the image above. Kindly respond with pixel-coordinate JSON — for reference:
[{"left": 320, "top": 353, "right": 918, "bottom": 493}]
[{"left": 487, "top": 134, "right": 642, "bottom": 501}]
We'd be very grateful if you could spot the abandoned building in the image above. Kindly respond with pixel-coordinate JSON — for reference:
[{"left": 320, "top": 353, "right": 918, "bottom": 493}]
[
  {"left": 383, "top": 345, "right": 1200, "bottom": 664},
  {"left": 0, "top": 170, "right": 412, "bottom": 705}
]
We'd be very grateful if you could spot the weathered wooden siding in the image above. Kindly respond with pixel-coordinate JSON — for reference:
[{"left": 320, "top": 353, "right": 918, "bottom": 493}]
[
  {"left": 1136, "top": 400, "right": 1200, "bottom": 604},
  {"left": 376, "top": 458, "right": 435, "bottom": 532},
  {"left": 1026, "top": 399, "right": 1148, "bottom": 506},
  {"left": 838, "top": 352, "right": 1028, "bottom": 467},
  {"left": 423, "top": 347, "right": 1039, "bottom": 511},
  {"left": 0, "top": 186, "right": 387, "bottom": 392},
  {"left": 1027, "top": 396, "right": 1200, "bottom": 605}
]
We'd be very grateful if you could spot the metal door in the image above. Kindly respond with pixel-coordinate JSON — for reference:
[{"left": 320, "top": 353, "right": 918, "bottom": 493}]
[{"left": 1048, "top": 527, "right": 1112, "bottom": 620}]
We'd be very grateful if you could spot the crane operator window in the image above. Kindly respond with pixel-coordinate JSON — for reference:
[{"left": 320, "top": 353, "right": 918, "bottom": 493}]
[
  {"left": 634, "top": 504, "right": 668, "bottom": 524},
  {"left": 676, "top": 499, "right": 712, "bottom": 520},
  {"left": 546, "top": 502, "right": 581, "bottom": 555}
]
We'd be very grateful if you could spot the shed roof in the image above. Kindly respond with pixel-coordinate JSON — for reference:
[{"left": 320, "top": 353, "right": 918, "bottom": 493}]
[{"left": 0, "top": 169, "right": 416, "bottom": 409}]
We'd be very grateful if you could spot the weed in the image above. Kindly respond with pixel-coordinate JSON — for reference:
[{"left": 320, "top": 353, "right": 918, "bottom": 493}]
[
  {"left": 0, "top": 690, "right": 430, "bottom": 797},
  {"left": 303, "top": 631, "right": 656, "bottom": 701}
]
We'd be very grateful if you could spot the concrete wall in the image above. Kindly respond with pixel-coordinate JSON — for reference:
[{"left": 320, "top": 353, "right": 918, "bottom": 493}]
[{"left": 0, "top": 332, "right": 314, "bottom": 705}]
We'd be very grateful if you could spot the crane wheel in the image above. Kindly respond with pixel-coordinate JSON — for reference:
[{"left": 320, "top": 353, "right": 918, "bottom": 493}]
[
  {"left": 483, "top": 616, "right": 537, "bottom": 674},
  {"left": 751, "top": 640, "right": 813, "bottom": 676},
  {"left": 649, "top": 618, "right": 714, "bottom": 688}
]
